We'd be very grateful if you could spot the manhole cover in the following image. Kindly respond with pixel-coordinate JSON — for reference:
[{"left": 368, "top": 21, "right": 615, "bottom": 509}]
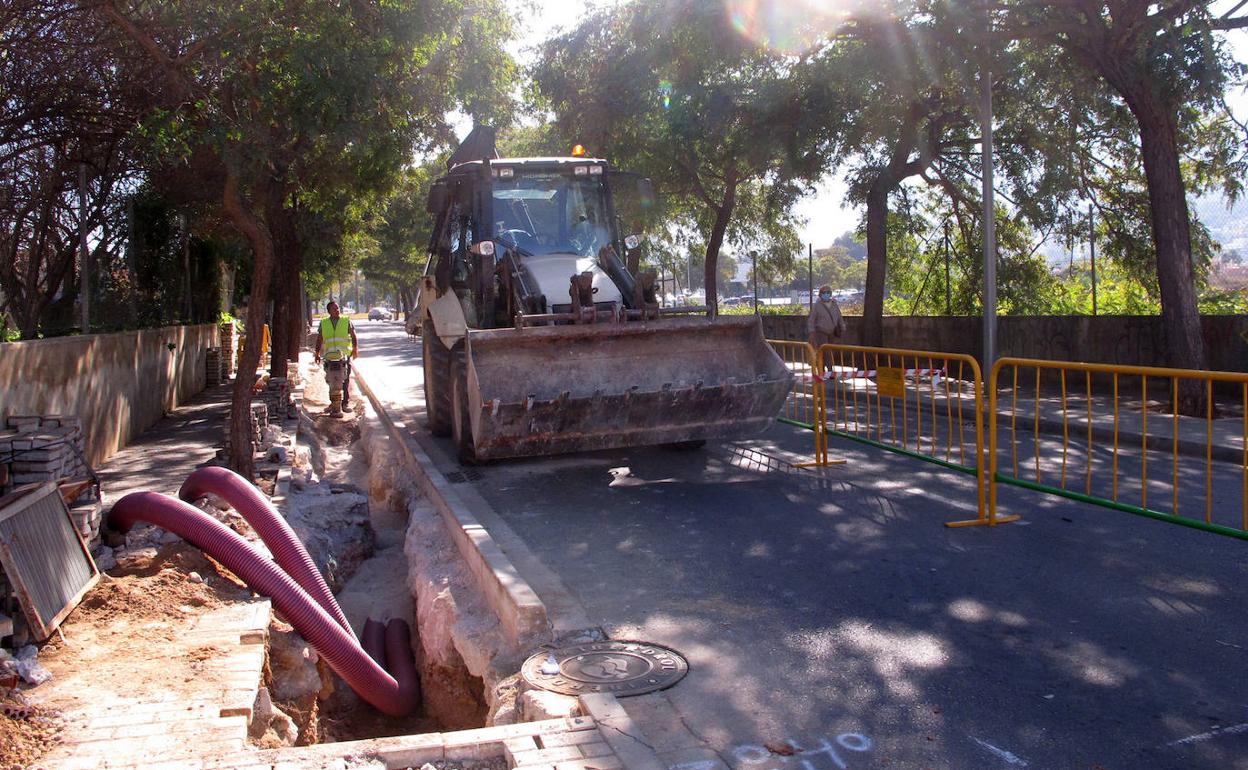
[{"left": 521, "top": 641, "right": 688, "bottom": 697}]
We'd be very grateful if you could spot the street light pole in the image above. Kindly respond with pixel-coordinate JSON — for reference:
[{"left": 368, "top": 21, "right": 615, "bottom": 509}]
[
  {"left": 808, "top": 243, "right": 814, "bottom": 314},
  {"left": 980, "top": 13, "right": 997, "bottom": 370},
  {"left": 78, "top": 164, "right": 90, "bottom": 335},
  {"left": 751, "top": 251, "right": 759, "bottom": 315},
  {"left": 1089, "top": 203, "right": 1098, "bottom": 317}
]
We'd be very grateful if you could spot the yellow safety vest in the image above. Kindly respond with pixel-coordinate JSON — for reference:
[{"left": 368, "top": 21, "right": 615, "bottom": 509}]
[{"left": 319, "top": 317, "right": 352, "bottom": 360}]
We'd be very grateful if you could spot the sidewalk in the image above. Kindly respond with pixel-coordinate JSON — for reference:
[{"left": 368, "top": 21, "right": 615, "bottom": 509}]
[
  {"left": 19, "top": 363, "right": 644, "bottom": 770},
  {"left": 30, "top": 384, "right": 271, "bottom": 770}
]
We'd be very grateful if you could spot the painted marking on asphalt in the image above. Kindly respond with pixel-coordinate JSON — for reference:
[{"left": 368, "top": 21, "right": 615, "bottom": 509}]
[
  {"left": 969, "top": 736, "right": 1030, "bottom": 767},
  {"left": 670, "top": 761, "right": 720, "bottom": 770},
  {"left": 729, "top": 735, "right": 873, "bottom": 770},
  {"left": 1166, "top": 722, "right": 1248, "bottom": 747}
]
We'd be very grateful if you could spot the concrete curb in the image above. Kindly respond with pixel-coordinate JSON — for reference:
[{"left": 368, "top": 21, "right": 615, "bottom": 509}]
[
  {"left": 580, "top": 694, "right": 669, "bottom": 770},
  {"left": 204, "top": 716, "right": 603, "bottom": 770},
  {"left": 351, "top": 362, "right": 550, "bottom": 649}
]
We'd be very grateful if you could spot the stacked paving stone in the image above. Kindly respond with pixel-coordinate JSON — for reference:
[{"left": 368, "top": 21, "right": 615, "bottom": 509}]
[
  {"left": 257, "top": 377, "right": 293, "bottom": 420},
  {"left": 222, "top": 403, "right": 268, "bottom": 458},
  {"left": 0, "top": 415, "right": 90, "bottom": 493},
  {"left": 0, "top": 415, "right": 102, "bottom": 543},
  {"left": 206, "top": 348, "right": 230, "bottom": 386},
  {"left": 219, "top": 322, "right": 237, "bottom": 377}
]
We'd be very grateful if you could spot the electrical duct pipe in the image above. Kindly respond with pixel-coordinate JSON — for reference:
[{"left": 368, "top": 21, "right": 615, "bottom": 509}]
[
  {"left": 178, "top": 466, "right": 355, "bottom": 639},
  {"left": 108, "top": 491, "right": 420, "bottom": 716}
]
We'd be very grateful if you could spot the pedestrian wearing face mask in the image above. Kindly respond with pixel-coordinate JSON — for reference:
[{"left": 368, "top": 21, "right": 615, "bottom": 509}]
[{"left": 807, "top": 285, "right": 845, "bottom": 372}]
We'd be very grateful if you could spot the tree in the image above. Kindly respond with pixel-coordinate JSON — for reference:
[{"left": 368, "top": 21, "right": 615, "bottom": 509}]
[
  {"left": 1003, "top": 0, "right": 1248, "bottom": 410},
  {"left": 532, "top": 0, "right": 839, "bottom": 312},
  {"left": 1, "top": 1, "right": 149, "bottom": 338},
  {"left": 361, "top": 163, "right": 442, "bottom": 321},
  {"left": 93, "top": 0, "right": 518, "bottom": 476}
]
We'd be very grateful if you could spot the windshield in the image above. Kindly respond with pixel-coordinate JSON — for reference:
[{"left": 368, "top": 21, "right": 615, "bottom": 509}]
[{"left": 491, "top": 171, "right": 613, "bottom": 258}]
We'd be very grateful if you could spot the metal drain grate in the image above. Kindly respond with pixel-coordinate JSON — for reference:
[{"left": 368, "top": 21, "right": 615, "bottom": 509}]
[
  {"left": 444, "top": 469, "right": 483, "bottom": 484},
  {"left": 0, "top": 483, "right": 99, "bottom": 641}
]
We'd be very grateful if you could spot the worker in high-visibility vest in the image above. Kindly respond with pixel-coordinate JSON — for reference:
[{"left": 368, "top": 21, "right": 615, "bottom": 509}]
[{"left": 313, "top": 301, "right": 359, "bottom": 416}]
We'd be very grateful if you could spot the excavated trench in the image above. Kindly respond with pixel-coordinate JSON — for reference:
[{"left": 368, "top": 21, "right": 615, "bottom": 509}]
[{"left": 258, "top": 362, "right": 512, "bottom": 747}]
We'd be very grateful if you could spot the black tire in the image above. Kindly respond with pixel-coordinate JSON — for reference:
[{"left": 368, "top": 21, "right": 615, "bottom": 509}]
[
  {"left": 422, "top": 321, "right": 452, "bottom": 437},
  {"left": 449, "top": 351, "right": 479, "bottom": 464}
]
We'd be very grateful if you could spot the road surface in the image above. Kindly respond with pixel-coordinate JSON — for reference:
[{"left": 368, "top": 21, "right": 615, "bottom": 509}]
[{"left": 353, "top": 320, "right": 1248, "bottom": 770}]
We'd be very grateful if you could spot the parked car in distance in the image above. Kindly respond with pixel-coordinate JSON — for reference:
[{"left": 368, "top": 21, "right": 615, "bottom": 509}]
[{"left": 368, "top": 307, "right": 392, "bottom": 321}]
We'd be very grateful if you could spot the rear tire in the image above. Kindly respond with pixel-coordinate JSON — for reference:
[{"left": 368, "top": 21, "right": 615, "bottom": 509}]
[
  {"left": 450, "top": 351, "right": 479, "bottom": 465},
  {"left": 422, "top": 321, "right": 452, "bottom": 437}
]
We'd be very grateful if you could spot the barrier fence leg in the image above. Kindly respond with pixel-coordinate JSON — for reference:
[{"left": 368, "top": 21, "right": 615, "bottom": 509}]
[
  {"left": 796, "top": 345, "right": 845, "bottom": 468},
  {"left": 947, "top": 360, "right": 1021, "bottom": 528}
]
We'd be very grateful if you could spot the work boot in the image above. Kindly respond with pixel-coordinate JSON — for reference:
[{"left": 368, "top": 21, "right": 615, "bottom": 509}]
[{"left": 342, "top": 399, "right": 354, "bottom": 413}]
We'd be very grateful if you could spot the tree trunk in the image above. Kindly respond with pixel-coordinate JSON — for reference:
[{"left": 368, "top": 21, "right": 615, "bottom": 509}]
[
  {"left": 222, "top": 164, "right": 277, "bottom": 479},
  {"left": 266, "top": 189, "right": 296, "bottom": 379},
  {"left": 862, "top": 180, "right": 890, "bottom": 348},
  {"left": 1133, "top": 96, "right": 1208, "bottom": 414},
  {"left": 703, "top": 172, "right": 738, "bottom": 317},
  {"left": 286, "top": 271, "right": 304, "bottom": 362}
]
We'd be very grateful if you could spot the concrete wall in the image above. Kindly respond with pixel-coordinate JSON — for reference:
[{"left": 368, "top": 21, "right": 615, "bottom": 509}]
[
  {"left": 0, "top": 324, "right": 218, "bottom": 466},
  {"left": 761, "top": 314, "right": 1248, "bottom": 373}
]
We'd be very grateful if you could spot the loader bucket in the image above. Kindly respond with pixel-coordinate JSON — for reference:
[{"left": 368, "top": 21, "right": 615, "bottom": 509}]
[{"left": 462, "top": 315, "right": 793, "bottom": 460}]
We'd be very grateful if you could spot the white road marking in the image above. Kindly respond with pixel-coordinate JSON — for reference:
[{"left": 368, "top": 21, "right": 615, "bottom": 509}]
[
  {"left": 969, "top": 736, "right": 1030, "bottom": 767},
  {"left": 1166, "top": 722, "right": 1248, "bottom": 747}
]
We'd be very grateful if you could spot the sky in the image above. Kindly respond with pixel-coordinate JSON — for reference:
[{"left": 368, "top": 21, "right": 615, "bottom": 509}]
[{"left": 487, "top": 0, "right": 1248, "bottom": 252}]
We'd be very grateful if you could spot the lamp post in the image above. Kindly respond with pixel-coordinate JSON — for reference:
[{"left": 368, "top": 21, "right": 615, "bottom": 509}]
[
  {"left": 751, "top": 250, "right": 759, "bottom": 315},
  {"left": 980, "top": 7, "right": 997, "bottom": 370}
]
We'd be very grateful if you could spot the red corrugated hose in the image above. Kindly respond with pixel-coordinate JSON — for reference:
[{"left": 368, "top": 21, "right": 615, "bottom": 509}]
[
  {"left": 178, "top": 466, "right": 355, "bottom": 638},
  {"left": 108, "top": 491, "right": 420, "bottom": 716}
]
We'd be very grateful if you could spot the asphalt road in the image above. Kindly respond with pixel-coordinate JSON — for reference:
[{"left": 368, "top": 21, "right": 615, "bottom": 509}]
[{"left": 354, "top": 320, "right": 1248, "bottom": 770}]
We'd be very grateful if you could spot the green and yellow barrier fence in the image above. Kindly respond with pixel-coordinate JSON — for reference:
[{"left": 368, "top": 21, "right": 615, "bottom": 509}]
[{"left": 988, "top": 358, "right": 1248, "bottom": 541}]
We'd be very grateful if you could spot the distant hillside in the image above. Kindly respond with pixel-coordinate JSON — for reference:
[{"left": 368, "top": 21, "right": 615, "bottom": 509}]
[{"left": 1193, "top": 195, "right": 1247, "bottom": 257}]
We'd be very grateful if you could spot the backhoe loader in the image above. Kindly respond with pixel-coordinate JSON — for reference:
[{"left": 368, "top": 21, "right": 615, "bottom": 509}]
[{"left": 416, "top": 128, "right": 792, "bottom": 462}]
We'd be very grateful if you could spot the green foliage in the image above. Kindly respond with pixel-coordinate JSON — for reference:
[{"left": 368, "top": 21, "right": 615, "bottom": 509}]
[{"left": 531, "top": 0, "right": 837, "bottom": 304}]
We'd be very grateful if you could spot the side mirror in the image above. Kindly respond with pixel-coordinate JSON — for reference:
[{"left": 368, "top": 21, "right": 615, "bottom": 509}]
[
  {"left": 624, "top": 234, "right": 643, "bottom": 250},
  {"left": 426, "top": 181, "right": 448, "bottom": 214}
]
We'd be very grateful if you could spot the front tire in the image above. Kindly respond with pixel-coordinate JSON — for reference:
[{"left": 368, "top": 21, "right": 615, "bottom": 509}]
[
  {"left": 422, "top": 321, "right": 452, "bottom": 437},
  {"left": 450, "top": 351, "right": 479, "bottom": 465}
]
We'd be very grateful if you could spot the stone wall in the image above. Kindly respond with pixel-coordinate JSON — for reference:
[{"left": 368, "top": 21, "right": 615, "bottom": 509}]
[
  {"left": 761, "top": 314, "right": 1248, "bottom": 373},
  {"left": 0, "top": 324, "right": 218, "bottom": 466}
]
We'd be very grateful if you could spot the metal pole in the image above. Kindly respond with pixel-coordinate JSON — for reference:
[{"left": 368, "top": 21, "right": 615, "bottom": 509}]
[
  {"left": 808, "top": 243, "right": 814, "bottom": 313},
  {"left": 78, "top": 164, "right": 90, "bottom": 335},
  {"left": 980, "top": 20, "right": 997, "bottom": 369},
  {"left": 752, "top": 251, "right": 759, "bottom": 315},
  {"left": 1089, "top": 203, "right": 1098, "bottom": 316},
  {"left": 181, "top": 213, "right": 191, "bottom": 322},
  {"left": 944, "top": 221, "right": 952, "bottom": 315}
]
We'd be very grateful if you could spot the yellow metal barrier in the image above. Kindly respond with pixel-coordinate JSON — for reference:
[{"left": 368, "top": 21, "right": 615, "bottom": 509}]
[
  {"left": 988, "top": 358, "right": 1248, "bottom": 540},
  {"left": 816, "top": 344, "right": 1010, "bottom": 528},
  {"left": 767, "top": 339, "right": 831, "bottom": 466}
]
